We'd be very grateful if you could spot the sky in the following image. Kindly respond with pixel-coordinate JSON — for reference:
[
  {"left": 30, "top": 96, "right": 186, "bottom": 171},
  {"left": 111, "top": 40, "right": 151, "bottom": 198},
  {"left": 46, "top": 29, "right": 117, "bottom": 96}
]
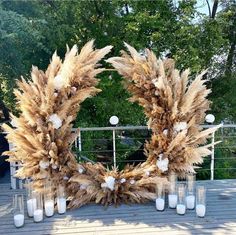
[{"left": 195, "top": 0, "right": 222, "bottom": 16}]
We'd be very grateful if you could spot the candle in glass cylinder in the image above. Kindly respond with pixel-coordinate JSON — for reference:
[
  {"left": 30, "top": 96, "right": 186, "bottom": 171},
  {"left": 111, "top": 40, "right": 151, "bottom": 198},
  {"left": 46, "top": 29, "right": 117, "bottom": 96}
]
[
  {"left": 168, "top": 172, "right": 177, "bottom": 209},
  {"left": 176, "top": 204, "right": 186, "bottom": 215},
  {"left": 27, "top": 198, "right": 37, "bottom": 217},
  {"left": 14, "top": 214, "right": 24, "bottom": 228},
  {"left": 26, "top": 180, "right": 37, "bottom": 217},
  {"left": 196, "top": 204, "right": 206, "bottom": 217},
  {"left": 33, "top": 193, "right": 43, "bottom": 222},
  {"left": 196, "top": 186, "right": 206, "bottom": 217},
  {"left": 155, "top": 183, "right": 165, "bottom": 211},
  {"left": 57, "top": 185, "right": 66, "bottom": 214},
  {"left": 44, "top": 180, "right": 55, "bottom": 217},
  {"left": 168, "top": 194, "right": 177, "bottom": 208},
  {"left": 57, "top": 198, "right": 66, "bottom": 214},
  {"left": 44, "top": 200, "right": 54, "bottom": 217},
  {"left": 33, "top": 209, "right": 43, "bottom": 222},
  {"left": 186, "top": 173, "right": 195, "bottom": 210},
  {"left": 186, "top": 195, "right": 195, "bottom": 209},
  {"left": 176, "top": 184, "right": 186, "bottom": 215},
  {"left": 13, "top": 194, "right": 24, "bottom": 228},
  {"left": 156, "top": 198, "right": 165, "bottom": 211}
]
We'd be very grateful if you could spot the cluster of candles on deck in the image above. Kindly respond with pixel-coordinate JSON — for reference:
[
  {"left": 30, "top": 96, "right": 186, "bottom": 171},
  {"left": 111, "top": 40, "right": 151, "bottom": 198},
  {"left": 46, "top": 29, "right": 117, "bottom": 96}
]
[
  {"left": 155, "top": 173, "right": 206, "bottom": 217},
  {"left": 13, "top": 181, "right": 66, "bottom": 228}
]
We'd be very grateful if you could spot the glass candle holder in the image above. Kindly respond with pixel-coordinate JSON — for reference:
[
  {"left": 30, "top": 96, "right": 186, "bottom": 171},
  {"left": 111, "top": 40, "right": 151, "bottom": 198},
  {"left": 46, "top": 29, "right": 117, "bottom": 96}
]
[
  {"left": 44, "top": 180, "right": 54, "bottom": 217},
  {"left": 57, "top": 185, "right": 66, "bottom": 214},
  {"left": 186, "top": 173, "right": 195, "bottom": 210},
  {"left": 176, "top": 184, "right": 186, "bottom": 215},
  {"left": 196, "top": 186, "right": 206, "bottom": 217},
  {"left": 33, "top": 192, "right": 43, "bottom": 222},
  {"left": 155, "top": 183, "right": 165, "bottom": 211},
  {"left": 168, "top": 172, "right": 177, "bottom": 209},
  {"left": 26, "top": 181, "right": 37, "bottom": 217},
  {"left": 13, "top": 194, "right": 24, "bottom": 228}
]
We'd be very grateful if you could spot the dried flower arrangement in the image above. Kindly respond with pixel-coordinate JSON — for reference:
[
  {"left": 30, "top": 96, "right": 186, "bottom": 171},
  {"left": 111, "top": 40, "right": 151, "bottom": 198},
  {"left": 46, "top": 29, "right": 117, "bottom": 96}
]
[{"left": 2, "top": 42, "right": 221, "bottom": 209}]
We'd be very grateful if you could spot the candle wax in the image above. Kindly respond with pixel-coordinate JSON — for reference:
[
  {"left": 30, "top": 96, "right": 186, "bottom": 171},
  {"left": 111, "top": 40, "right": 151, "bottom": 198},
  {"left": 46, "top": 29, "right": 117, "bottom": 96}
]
[
  {"left": 14, "top": 214, "right": 24, "bottom": 228},
  {"left": 155, "top": 198, "right": 165, "bottom": 211},
  {"left": 168, "top": 194, "right": 177, "bottom": 208},
  {"left": 57, "top": 198, "right": 66, "bottom": 214},
  {"left": 196, "top": 204, "right": 206, "bottom": 217},
  {"left": 186, "top": 195, "right": 195, "bottom": 209},
  {"left": 176, "top": 204, "right": 186, "bottom": 215},
  {"left": 27, "top": 198, "right": 37, "bottom": 217},
  {"left": 33, "top": 209, "right": 43, "bottom": 222},
  {"left": 45, "top": 200, "right": 54, "bottom": 217}
]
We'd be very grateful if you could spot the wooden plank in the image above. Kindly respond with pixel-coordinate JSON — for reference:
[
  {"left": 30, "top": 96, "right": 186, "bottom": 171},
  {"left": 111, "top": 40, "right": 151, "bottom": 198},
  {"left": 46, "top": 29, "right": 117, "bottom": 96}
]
[{"left": 0, "top": 180, "right": 236, "bottom": 235}]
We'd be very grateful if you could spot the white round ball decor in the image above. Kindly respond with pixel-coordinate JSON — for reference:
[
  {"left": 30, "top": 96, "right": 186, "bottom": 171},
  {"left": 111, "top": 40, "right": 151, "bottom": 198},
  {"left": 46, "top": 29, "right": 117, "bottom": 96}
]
[{"left": 205, "top": 114, "right": 215, "bottom": 124}]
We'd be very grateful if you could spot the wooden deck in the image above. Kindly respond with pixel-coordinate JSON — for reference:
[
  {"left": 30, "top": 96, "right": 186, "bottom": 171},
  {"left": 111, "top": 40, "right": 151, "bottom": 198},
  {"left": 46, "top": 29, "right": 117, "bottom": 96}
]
[{"left": 1, "top": 179, "right": 236, "bottom": 235}]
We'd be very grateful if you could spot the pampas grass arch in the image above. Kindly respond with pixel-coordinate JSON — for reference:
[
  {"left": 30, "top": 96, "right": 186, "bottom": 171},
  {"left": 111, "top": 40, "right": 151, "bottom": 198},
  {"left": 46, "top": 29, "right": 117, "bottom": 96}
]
[{"left": 3, "top": 42, "right": 221, "bottom": 208}]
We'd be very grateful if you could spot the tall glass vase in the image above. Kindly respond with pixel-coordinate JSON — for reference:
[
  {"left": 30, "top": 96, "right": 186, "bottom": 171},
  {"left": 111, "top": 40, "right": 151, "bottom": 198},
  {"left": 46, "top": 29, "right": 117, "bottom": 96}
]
[{"left": 13, "top": 194, "right": 24, "bottom": 228}]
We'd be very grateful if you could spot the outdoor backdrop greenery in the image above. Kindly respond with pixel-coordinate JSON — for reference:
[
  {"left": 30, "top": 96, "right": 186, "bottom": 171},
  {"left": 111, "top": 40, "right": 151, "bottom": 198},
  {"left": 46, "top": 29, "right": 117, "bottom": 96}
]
[{"left": 0, "top": 0, "right": 235, "bottom": 179}]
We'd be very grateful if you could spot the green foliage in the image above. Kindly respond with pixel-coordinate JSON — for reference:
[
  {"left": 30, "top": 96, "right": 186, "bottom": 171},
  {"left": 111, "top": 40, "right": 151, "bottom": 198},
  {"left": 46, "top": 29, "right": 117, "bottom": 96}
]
[{"left": 0, "top": 0, "right": 235, "bottom": 179}]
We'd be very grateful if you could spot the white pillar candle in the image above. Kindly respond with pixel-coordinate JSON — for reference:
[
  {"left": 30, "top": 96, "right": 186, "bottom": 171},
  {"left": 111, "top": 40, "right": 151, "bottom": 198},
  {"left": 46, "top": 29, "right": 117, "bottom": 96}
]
[
  {"left": 57, "top": 198, "right": 66, "bottom": 214},
  {"left": 155, "top": 198, "right": 165, "bottom": 211},
  {"left": 168, "top": 194, "right": 177, "bottom": 208},
  {"left": 14, "top": 214, "right": 24, "bottom": 228},
  {"left": 33, "top": 209, "right": 43, "bottom": 222},
  {"left": 186, "top": 195, "right": 195, "bottom": 209},
  {"left": 196, "top": 204, "right": 206, "bottom": 217},
  {"left": 44, "top": 200, "right": 54, "bottom": 217},
  {"left": 176, "top": 204, "right": 186, "bottom": 215},
  {"left": 27, "top": 198, "right": 37, "bottom": 217}
]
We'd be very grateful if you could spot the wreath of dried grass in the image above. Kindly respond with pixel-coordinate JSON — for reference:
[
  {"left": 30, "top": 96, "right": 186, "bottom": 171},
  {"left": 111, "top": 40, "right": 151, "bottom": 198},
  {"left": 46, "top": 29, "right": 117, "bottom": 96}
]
[{"left": 2, "top": 41, "right": 221, "bottom": 209}]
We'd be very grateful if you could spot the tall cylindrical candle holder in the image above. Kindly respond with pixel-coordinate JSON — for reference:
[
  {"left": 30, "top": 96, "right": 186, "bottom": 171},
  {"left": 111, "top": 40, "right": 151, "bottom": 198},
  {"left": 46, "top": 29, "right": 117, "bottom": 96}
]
[
  {"left": 155, "top": 183, "right": 165, "bottom": 211},
  {"left": 168, "top": 172, "right": 177, "bottom": 209},
  {"left": 13, "top": 194, "right": 24, "bottom": 228},
  {"left": 26, "top": 181, "right": 37, "bottom": 217},
  {"left": 176, "top": 184, "right": 186, "bottom": 215},
  {"left": 44, "top": 180, "right": 54, "bottom": 217},
  {"left": 196, "top": 186, "right": 206, "bottom": 217},
  {"left": 186, "top": 173, "right": 195, "bottom": 210},
  {"left": 33, "top": 193, "right": 43, "bottom": 222},
  {"left": 57, "top": 185, "right": 66, "bottom": 214}
]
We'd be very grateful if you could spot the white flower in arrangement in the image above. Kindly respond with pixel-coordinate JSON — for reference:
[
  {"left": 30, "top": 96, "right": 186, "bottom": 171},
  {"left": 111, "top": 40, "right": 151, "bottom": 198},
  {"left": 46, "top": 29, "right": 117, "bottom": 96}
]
[
  {"left": 63, "top": 176, "right": 69, "bottom": 181},
  {"left": 120, "top": 178, "right": 126, "bottom": 184},
  {"left": 71, "top": 87, "right": 77, "bottom": 94},
  {"left": 151, "top": 79, "right": 159, "bottom": 87},
  {"left": 10, "top": 119, "right": 18, "bottom": 128},
  {"left": 173, "top": 122, "right": 187, "bottom": 132},
  {"left": 163, "top": 129, "right": 168, "bottom": 136},
  {"left": 39, "top": 160, "right": 50, "bottom": 169},
  {"left": 156, "top": 154, "right": 169, "bottom": 172},
  {"left": 101, "top": 176, "right": 116, "bottom": 191},
  {"left": 48, "top": 114, "right": 62, "bottom": 129},
  {"left": 78, "top": 166, "right": 84, "bottom": 174},
  {"left": 80, "top": 184, "right": 87, "bottom": 190},
  {"left": 145, "top": 171, "right": 150, "bottom": 176},
  {"left": 51, "top": 164, "right": 58, "bottom": 169},
  {"left": 54, "top": 74, "right": 65, "bottom": 90},
  {"left": 130, "top": 179, "right": 135, "bottom": 185},
  {"left": 54, "top": 92, "right": 58, "bottom": 98}
]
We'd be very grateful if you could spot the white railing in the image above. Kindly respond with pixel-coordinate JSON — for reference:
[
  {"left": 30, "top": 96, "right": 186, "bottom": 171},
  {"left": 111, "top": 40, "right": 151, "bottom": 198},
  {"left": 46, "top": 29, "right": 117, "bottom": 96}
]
[{"left": 8, "top": 124, "right": 236, "bottom": 189}]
